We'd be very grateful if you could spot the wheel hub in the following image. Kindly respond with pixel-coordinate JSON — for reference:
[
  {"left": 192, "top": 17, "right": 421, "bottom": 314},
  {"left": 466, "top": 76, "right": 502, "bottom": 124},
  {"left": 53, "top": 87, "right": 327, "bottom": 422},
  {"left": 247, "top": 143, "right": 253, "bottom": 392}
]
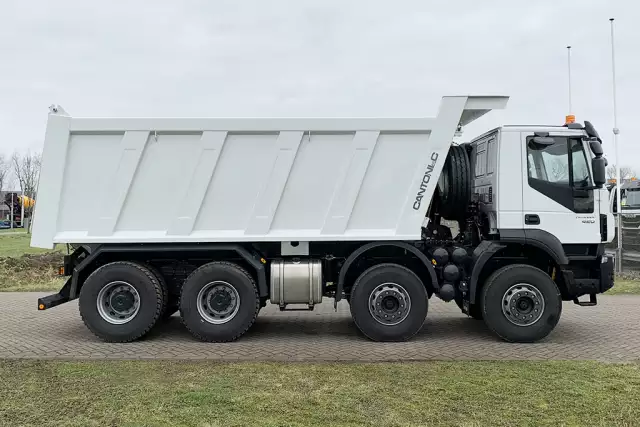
[
  {"left": 369, "top": 283, "right": 412, "bottom": 326},
  {"left": 197, "top": 281, "right": 240, "bottom": 324},
  {"left": 111, "top": 291, "right": 135, "bottom": 312},
  {"left": 517, "top": 297, "right": 533, "bottom": 313},
  {"left": 209, "top": 290, "right": 232, "bottom": 312},
  {"left": 502, "top": 283, "right": 545, "bottom": 326},
  {"left": 96, "top": 281, "right": 141, "bottom": 325},
  {"left": 382, "top": 296, "right": 398, "bottom": 311}
]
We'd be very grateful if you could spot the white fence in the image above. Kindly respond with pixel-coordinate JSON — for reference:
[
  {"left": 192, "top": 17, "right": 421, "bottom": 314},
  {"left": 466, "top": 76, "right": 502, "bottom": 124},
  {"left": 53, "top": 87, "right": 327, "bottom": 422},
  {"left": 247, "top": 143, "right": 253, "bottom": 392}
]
[{"left": 607, "top": 213, "right": 640, "bottom": 272}]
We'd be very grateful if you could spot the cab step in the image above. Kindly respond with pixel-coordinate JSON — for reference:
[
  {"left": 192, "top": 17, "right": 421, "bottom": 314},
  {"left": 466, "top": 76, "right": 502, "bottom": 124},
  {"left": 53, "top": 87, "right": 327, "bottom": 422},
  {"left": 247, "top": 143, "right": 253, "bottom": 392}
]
[{"left": 573, "top": 294, "right": 597, "bottom": 307}]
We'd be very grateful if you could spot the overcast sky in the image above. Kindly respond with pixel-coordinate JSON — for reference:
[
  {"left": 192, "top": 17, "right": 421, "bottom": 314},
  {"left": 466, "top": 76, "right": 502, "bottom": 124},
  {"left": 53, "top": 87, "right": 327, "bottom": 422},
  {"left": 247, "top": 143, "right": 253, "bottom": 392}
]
[{"left": 1, "top": 0, "right": 638, "bottom": 170}]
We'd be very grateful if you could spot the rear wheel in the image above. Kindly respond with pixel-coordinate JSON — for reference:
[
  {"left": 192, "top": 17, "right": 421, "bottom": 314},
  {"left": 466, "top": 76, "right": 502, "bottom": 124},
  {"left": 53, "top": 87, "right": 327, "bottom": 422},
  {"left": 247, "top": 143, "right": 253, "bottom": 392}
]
[
  {"left": 350, "top": 263, "right": 428, "bottom": 342},
  {"left": 141, "top": 263, "right": 170, "bottom": 320},
  {"left": 481, "top": 264, "right": 562, "bottom": 343},
  {"left": 160, "top": 261, "right": 197, "bottom": 320},
  {"left": 79, "top": 261, "right": 165, "bottom": 342},
  {"left": 180, "top": 261, "right": 260, "bottom": 342}
]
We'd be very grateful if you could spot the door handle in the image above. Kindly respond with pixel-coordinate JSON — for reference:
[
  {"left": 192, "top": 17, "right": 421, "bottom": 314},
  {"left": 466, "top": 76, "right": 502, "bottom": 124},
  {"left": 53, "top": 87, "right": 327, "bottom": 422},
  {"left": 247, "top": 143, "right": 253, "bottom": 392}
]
[{"left": 525, "top": 214, "right": 540, "bottom": 225}]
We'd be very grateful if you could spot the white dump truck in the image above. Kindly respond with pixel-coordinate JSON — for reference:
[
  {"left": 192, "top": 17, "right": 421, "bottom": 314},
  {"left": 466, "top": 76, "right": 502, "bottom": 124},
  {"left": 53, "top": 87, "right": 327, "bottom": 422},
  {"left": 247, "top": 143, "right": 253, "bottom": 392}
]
[{"left": 32, "top": 96, "right": 615, "bottom": 343}]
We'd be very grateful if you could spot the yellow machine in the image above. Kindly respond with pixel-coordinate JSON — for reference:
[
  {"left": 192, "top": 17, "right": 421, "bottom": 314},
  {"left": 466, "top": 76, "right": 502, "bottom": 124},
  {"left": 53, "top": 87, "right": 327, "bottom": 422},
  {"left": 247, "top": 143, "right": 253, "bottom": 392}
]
[{"left": 17, "top": 195, "right": 35, "bottom": 208}]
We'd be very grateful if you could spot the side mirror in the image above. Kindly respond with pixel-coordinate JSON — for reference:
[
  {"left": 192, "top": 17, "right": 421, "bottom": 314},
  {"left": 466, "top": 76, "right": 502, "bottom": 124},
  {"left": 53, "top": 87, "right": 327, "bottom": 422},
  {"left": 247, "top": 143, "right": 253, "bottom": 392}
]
[
  {"left": 592, "top": 157, "right": 606, "bottom": 188},
  {"left": 588, "top": 138, "right": 603, "bottom": 156}
]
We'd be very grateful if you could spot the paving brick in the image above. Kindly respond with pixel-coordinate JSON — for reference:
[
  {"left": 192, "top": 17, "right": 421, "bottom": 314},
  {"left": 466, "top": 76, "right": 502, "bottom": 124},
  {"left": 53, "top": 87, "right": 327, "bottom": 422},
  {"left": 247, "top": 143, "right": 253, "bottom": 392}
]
[{"left": 0, "top": 293, "right": 639, "bottom": 361}]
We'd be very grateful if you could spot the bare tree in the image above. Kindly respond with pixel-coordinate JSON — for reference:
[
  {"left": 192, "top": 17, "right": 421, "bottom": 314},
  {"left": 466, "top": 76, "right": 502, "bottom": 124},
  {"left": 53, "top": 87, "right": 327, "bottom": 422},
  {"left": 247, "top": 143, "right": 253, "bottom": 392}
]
[
  {"left": 606, "top": 165, "right": 636, "bottom": 181},
  {"left": 11, "top": 151, "right": 42, "bottom": 225},
  {"left": 0, "top": 154, "right": 9, "bottom": 195}
]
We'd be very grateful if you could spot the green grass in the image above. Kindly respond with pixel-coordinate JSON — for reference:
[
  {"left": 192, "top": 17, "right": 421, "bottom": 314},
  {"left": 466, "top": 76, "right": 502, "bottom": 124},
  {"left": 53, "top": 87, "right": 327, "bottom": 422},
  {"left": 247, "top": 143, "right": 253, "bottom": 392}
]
[
  {"left": 0, "top": 252, "right": 66, "bottom": 292},
  {"left": 0, "top": 233, "right": 65, "bottom": 292},
  {"left": 607, "top": 278, "right": 640, "bottom": 295},
  {"left": 0, "top": 228, "right": 26, "bottom": 234},
  {"left": 0, "top": 233, "right": 61, "bottom": 258},
  {"left": 0, "top": 360, "right": 639, "bottom": 427}
]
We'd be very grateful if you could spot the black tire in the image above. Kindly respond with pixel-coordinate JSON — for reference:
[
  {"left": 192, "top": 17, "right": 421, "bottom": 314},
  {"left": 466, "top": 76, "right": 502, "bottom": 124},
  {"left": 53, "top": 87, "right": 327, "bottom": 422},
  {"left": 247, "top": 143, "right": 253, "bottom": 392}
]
[
  {"left": 141, "top": 263, "right": 169, "bottom": 319},
  {"left": 350, "top": 263, "right": 428, "bottom": 342},
  {"left": 180, "top": 261, "right": 260, "bottom": 342},
  {"left": 437, "top": 144, "right": 471, "bottom": 220},
  {"left": 141, "top": 263, "right": 180, "bottom": 321},
  {"left": 79, "top": 261, "right": 165, "bottom": 343},
  {"left": 454, "top": 296, "right": 483, "bottom": 320},
  {"left": 481, "top": 264, "right": 562, "bottom": 343},
  {"left": 159, "top": 261, "right": 197, "bottom": 320}
]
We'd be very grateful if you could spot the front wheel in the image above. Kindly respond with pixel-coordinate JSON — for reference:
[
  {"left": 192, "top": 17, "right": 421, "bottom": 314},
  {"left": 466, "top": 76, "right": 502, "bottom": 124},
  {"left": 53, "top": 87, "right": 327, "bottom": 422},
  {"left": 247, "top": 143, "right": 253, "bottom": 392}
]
[
  {"left": 481, "top": 264, "right": 562, "bottom": 343},
  {"left": 350, "top": 263, "right": 428, "bottom": 342}
]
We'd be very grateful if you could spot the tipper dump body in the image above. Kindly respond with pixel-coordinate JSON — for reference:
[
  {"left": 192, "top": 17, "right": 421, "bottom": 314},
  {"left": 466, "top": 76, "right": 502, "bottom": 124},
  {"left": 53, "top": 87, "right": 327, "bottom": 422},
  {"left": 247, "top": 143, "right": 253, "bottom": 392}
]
[{"left": 31, "top": 96, "right": 508, "bottom": 249}]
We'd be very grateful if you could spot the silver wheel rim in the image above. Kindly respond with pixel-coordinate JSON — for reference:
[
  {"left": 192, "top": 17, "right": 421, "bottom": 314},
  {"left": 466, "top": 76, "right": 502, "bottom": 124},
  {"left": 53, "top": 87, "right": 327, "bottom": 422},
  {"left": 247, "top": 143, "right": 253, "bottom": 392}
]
[
  {"left": 96, "top": 281, "right": 140, "bottom": 325},
  {"left": 197, "top": 281, "right": 240, "bottom": 325},
  {"left": 368, "top": 282, "right": 411, "bottom": 326},
  {"left": 501, "top": 283, "right": 545, "bottom": 326}
]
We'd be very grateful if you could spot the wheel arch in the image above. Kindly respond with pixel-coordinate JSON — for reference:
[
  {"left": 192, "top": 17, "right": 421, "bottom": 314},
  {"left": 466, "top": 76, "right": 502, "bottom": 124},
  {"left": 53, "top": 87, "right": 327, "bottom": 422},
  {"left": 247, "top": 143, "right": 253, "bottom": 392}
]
[
  {"left": 499, "top": 229, "right": 569, "bottom": 265},
  {"left": 336, "top": 241, "right": 438, "bottom": 305},
  {"left": 66, "top": 244, "right": 269, "bottom": 300},
  {"left": 470, "top": 241, "right": 565, "bottom": 303}
]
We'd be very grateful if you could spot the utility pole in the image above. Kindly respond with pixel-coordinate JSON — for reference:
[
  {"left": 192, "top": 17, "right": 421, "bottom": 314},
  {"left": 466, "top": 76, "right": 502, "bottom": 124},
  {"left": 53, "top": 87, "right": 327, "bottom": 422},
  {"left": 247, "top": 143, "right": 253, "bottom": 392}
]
[
  {"left": 567, "top": 45, "right": 573, "bottom": 114},
  {"left": 609, "top": 18, "right": 622, "bottom": 273},
  {"left": 20, "top": 194, "right": 25, "bottom": 228},
  {"left": 10, "top": 192, "right": 14, "bottom": 230}
]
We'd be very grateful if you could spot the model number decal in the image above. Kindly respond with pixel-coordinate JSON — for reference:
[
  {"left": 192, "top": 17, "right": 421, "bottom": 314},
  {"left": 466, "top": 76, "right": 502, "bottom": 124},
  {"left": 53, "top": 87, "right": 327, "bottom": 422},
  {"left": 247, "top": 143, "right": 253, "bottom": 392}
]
[
  {"left": 577, "top": 215, "right": 596, "bottom": 224},
  {"left": 413, "top": 152, "right": 439, "bottom": 210}
]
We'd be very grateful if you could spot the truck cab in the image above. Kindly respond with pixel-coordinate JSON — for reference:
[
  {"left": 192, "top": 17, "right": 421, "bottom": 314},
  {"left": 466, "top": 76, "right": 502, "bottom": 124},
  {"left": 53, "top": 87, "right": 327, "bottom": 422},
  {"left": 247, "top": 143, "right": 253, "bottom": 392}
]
[
  {"left": 460, "top": 122, "right": 614, "bottom": 318},
  {"left": 471, "top": 124, "right": 614, "bottom": 245}
]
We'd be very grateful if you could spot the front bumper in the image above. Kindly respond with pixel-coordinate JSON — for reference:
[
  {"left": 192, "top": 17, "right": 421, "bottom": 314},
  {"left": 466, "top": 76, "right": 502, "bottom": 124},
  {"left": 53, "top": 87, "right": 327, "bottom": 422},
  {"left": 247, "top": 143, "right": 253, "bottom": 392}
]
[
  {"left": 599, "top": 255, "right": 615, "bottom": 293},
  {"left": 561, "top": 255, "right": 614, "bottom": 299}
]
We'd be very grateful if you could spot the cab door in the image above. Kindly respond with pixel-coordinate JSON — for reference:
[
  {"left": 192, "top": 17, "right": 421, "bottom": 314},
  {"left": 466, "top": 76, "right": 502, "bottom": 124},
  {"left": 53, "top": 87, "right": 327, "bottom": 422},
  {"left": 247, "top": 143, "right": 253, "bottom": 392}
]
[{"left": 522, "top": 133, "right": 601, "bottom": 244}]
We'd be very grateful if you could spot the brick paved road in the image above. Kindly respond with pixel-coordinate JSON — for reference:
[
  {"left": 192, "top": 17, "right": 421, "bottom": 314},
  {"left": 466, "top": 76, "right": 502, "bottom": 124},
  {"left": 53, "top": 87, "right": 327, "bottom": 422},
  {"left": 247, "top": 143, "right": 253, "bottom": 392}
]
[{"left": 1, "top": 293, "right": 639, "bottom": 362}]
